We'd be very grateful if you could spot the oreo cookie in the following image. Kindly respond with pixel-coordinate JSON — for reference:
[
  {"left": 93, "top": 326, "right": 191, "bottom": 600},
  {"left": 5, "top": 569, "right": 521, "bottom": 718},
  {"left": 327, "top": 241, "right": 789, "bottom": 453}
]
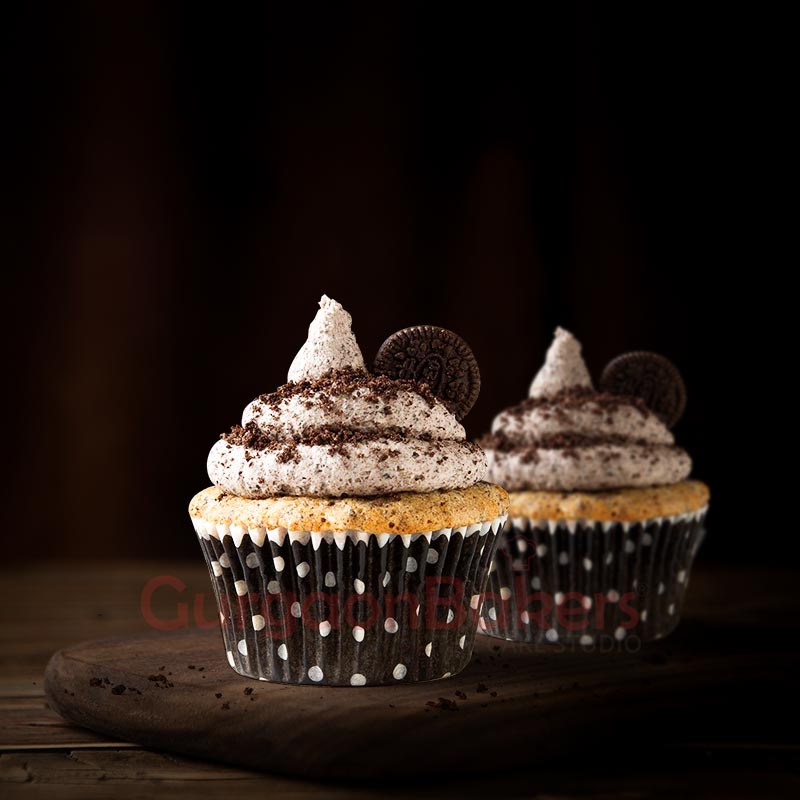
[
  {"left": 600, "top": 352, "right": 686, "bottom": 428},
  {"left": 373, "top": 326, "right": 480, "bottom": 420}
]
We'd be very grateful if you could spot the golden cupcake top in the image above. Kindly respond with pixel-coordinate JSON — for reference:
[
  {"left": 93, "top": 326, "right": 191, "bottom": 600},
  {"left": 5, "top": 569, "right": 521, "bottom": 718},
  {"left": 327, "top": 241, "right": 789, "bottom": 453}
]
[
  {"left": 189, "top": 482, "right": 508, "bottom": 535},
  {"left": 507, "top": 480, "right": 709, "bottom": 522}
]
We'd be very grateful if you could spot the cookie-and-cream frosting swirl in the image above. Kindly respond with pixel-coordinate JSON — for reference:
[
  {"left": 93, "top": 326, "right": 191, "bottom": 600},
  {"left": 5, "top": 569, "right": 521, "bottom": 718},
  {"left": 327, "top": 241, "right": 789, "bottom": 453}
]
[
  {"left": 207, "top": 296, "right": 486, "bottom": 498},
  {"left": 481, "top": 328, "right": 691, "bottom": 492}
]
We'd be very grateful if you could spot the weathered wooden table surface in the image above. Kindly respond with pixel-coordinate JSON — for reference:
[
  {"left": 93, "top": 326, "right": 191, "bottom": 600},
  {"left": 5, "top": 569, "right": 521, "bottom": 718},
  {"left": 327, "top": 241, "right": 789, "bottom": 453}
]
[{"left": 1, "top": 560, "right": 797, "bottom": 798}]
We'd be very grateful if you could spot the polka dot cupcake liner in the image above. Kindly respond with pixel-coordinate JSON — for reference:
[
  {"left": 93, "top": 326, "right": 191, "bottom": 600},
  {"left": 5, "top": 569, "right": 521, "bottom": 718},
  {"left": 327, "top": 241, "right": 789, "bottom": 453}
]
[
  {"left": 478, "top": 508, "right": 708, "bottom": 645},
  {"left": 191, "top": 515, "right": 506, "bottom": 685}
]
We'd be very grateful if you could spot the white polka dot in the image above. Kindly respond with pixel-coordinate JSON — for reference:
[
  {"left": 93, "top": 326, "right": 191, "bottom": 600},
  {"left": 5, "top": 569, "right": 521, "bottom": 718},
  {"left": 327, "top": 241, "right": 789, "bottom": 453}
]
[
  {"left": 296, "top": 562, "right": 310, "bottom": 578},
  {"left": 488, "top": 607, "right": 497, "bottom": 621},
  {"left": 219, "top": 553, "right": 231, "bottom": 568},
  {"left": 614, "top": 626, "right": 626, "bottom": 640},
  {"left": 246, "top": 553, "right": 259, "bottom": 569},
  {"left": 458, "top": 635, "right": 466, "bottom": 649},
  {"left": 226, "top": 651, "right": 235, "bottom": 667},
  {"left": 350, "top": 674, "right": 366, "bottom": 686},
  {"left": 536, "top": 544, "right": 548, "bottom": 557},
  {"left": 520, "top": 610, "right": 530, "bottom": 624},
  {"left": 237, "top": 639, "right": 248, "bottom": 655},
  {"left": 277, "top": 644, "right": 288, "bottom": 660},
  {"left": 558, "top": 552, "right": 569, "bottom": 565},
  {"left": 500, "top": 587, "right": 512, "bottom": 601},
  {"left": 211, "top": 561, "right": 222, "bottom": 577},
  {"left": 267, "top": 580, "right": 281, "bottom": 594},
  {"left": 625, "top": 540, "right": 636, "bottom": 553},
  {"left": 668, "top": 603, "right": 676, "bottom": 615},
  {"left": 447, "top": 609, "right": 455, "bottom": 623},
  {"left": 252, "top": 614, "right": 265, "bottom": 630},
  {"left": 354, "top": 579, "right": 365, "bottom": 594},
  {"left": 632, "top": 579, "right": 638, "bottom": 589},
  {"left": 677, "top": 570, "right": 686, "bottom": 584},
  {"left": 272, "top": 556, "right": 285, "bottom": 572},
  {"left": 579, "top": 635, "right": 593, "bottom": 646},
  {"left": 353, "top": 626, "right": 365, "bottom": 642},
  {"left": 642, "top": 533, "right": 653, "bottom": 546},
  {"left": 426, "top": 549, "right": 439, "bottom": 564},
  {"left": 393, "top": 664, "right": 407, "bottom": 680},
  {"left": 582, "top": 595, "right": 592, "bottom": 610},
  {"left": 382, "top": 572, "right": 391, "bottom": 587},
  {"left": 384, "top": 617, "right": 399, "bottom": 634},
  {"left": 607, "top": 589, "right": 620, "bottom": 603},
  {"left": 479, "top": 617, "right": 488, "bottom": 630},
  {"left": 290, "top": 601, "right": 302, "bottom": 618},
  {"left": 545, "top": 628, "right": 559, "bottom": 642},
  {"left": 641, "top": 609, "right": 648, "bottom": 622},
  {"left": 470, "top": 594, "right": 481, "bottom": 610},
  {"left": 605, "top": 552, "right": 614, "bottom": 565},
  {"left": 324, "top": 571, "right": 336, "bottom": 587},
  {"left": 582, "top": 558, "right": 593, "bottom": 571},
  {"left": 517, "top": 539, "right": 528, "bottom": 553},
  {"left": 531, "top": 577, "right": 542, "bottom": 590},
  {"left": 406, "top": 557, "right": 418, "bottom": 572},
  {"left": 658, "top": 582, "right": 665, "bottom": 595},
  {"left": 424, "top": 642, "right": 432, "bottom": 657},
  {"left": 319, "top": 621, "right": 332, "bottom": 637},
  {"left": 555, "top": 592, "right": 565, "bottom": 605},
  {"left": 234, "top": 580, "right": 248, "bottom": 596},
  {"left": 308, "top": 666, "right": 324, "bottom": 682}
]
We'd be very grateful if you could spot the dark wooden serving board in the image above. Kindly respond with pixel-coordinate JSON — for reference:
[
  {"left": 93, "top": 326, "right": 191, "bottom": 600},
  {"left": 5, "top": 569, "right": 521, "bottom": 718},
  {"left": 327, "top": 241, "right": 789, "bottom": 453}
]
[{"left": 44, "top": 615, "right": 798, "bottom": 780}]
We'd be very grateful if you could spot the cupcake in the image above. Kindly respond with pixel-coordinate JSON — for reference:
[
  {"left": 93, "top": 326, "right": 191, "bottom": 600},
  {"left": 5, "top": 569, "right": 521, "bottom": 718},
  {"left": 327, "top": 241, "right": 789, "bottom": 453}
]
[
  {"left": 478, "top": 328, "right": 709, "bottom": 645},
  {"left": 189, "top": 296, "right": 508, "bottom": 685}
]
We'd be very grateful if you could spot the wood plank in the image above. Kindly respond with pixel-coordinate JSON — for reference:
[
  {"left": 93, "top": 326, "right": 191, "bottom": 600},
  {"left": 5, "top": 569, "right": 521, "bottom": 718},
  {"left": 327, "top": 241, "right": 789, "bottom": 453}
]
[
  {"left": 42, "top": 619, "right": 799, "bottom": 780},
  {"left": 1, "top": 747, "right": 798, "bottom": 799}
]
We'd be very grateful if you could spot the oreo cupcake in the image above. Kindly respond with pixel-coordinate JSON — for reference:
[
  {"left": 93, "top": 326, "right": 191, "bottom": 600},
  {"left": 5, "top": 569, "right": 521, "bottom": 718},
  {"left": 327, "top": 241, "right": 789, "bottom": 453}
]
[
  {"left": 478, "top": 328, "right": 709, "bottom": 645},
  {"left": 189, "top": 296, "right": 508, "bottom": 685}
]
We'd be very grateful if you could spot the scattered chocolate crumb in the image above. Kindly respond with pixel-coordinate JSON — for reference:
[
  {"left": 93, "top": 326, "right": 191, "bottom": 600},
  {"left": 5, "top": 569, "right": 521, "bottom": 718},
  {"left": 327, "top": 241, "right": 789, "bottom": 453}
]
[
  {"left": 243, "top": 687, "right": 254, "bottom": 695},
  {"left": 388, "top": 704, "right": 396, "bottom": 708},
  {"left": 454, "top": 690, "right": 467, "bottom": 700},
  {"left": 215, "top": 692, "right": 223, "bottom": 699},
  {"left": 89, "top": 678, "right": 103, "bottom": 688},
  {"left": 221, "top": 702, "right": 230, "bottom": 710},
  {"left": 188, "top": 665, "right": 196, "bottom": 670},
  {"left": 111, "top": 685, "right": 126, "bottom": 695},
  {"left": 490, "top": 691, "right": 498, "bottom": 698},
  {"left": 426, "top": 697, "right": 458, "bottom": 711},
  {"left": 476, "top": 683, "right": 489, "bottom": 694}
]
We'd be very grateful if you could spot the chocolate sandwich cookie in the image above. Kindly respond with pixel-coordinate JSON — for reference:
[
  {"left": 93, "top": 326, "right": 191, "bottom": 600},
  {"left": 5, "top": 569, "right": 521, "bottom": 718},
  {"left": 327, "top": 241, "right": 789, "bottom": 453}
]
[
  {"left": 600, "top": 351, "right": 686, "bottom": 428},
  {"left": 373, "top": 326, "right": 480, "bottom": 420}
]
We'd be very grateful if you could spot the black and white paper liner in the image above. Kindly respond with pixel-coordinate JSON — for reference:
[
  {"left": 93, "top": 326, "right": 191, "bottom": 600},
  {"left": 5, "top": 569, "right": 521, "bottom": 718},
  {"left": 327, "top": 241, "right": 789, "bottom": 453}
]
[
  {"left": 191, "top": 516, "right": 506, "bottom": 685},
  {"left": 479, "top": 508, "right": 708, "bottom": 645}
]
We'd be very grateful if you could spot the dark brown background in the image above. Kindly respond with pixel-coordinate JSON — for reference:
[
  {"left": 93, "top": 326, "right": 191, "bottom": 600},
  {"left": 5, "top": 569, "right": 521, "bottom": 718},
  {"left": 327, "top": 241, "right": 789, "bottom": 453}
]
[{"left": 4, "top": 3, "right": 771, "bottom": 562}]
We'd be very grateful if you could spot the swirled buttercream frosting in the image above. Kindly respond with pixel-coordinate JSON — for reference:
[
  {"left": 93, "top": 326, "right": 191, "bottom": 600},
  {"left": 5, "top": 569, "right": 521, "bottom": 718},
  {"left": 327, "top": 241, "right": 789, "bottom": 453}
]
[
  {"left": 208, "top": 296, "right": 487, "bottom": 498},
  {"left": 480, "top": 328, "right": 691, "bottom": 492}
]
